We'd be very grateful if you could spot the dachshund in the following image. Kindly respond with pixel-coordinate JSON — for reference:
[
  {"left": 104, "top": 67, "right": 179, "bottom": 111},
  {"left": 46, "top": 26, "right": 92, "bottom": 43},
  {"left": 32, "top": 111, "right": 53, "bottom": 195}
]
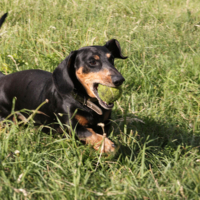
[{"left": 0, "top": 39, "right": 127, "bottom": 153}]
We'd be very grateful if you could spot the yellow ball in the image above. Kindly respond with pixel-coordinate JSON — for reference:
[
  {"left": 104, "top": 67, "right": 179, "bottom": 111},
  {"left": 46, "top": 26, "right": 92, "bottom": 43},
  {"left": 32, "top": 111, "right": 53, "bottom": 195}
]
[{"left": 98, "top": 85, "right": 122, "bottom": 104}]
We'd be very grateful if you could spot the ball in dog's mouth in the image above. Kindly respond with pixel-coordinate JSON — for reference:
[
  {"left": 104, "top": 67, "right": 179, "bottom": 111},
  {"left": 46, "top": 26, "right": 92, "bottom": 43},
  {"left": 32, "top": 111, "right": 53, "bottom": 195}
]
[{"left": 93, "top": 84, "right": 122, "bottom": 110}]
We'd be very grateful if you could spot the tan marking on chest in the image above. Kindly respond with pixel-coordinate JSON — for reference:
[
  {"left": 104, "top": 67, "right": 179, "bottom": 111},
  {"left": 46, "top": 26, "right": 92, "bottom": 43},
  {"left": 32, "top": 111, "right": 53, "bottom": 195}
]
[{"left": 75, "top": 114, "right": 89, "bottom": 126}]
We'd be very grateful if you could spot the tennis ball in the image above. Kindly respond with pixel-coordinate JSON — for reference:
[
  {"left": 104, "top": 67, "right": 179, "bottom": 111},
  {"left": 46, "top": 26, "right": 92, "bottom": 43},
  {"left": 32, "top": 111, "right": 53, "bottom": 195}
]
[{"left": 98, "top": 85, "right": 122, "bottom": 104}]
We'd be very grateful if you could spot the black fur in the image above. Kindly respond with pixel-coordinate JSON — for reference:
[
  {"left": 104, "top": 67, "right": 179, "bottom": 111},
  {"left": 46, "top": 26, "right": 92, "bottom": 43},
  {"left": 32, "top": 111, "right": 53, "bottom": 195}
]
[{"left": 0, "top": 13, "right": 7, "bottom": 28}]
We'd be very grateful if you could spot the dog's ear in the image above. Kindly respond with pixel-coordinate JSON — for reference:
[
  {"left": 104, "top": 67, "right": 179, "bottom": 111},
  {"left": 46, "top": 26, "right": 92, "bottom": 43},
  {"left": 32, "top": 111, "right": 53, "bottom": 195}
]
[
  {"left": 53, "top": 51, "right": 77, "bottom": 94},
  {"left": 105, "top": 39, "right": 127, "bottom": 59}
]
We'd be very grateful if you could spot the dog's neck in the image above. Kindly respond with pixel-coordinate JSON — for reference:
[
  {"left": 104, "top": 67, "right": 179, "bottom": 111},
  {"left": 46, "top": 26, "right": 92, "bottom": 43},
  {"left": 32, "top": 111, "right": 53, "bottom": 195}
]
[{"left": 71, "top": 90, "right": 102, "bottom": 115}]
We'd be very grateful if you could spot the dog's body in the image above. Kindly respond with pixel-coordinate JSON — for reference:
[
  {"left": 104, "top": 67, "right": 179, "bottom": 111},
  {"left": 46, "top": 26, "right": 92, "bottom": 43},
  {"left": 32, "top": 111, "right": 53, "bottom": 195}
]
[{"left": 0, "top": 36, "right": 127, "bottom": 152}]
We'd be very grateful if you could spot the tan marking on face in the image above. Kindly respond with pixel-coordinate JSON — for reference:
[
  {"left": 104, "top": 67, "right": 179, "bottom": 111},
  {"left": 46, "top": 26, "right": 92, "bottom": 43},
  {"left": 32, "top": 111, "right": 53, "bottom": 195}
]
[
  {"left": 94, "top": 55, "right": 100, "bottom": 60},
  {"left": 78, "top": 128, "right": 115, "bottom": 153},
  {"left": 75, "top": 114, "right": 89, "bottom": 126},
  {"left": 76, "top": 67, "right": 113, "bottom": 98},
  {"left": 106, "top": 53, "right": 111, "bottom": 58}
]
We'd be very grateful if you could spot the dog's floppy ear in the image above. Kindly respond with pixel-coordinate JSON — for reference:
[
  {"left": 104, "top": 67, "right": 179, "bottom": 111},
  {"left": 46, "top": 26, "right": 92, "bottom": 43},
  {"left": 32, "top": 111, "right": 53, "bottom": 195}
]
[
  {"left": 105, "top": 39, "right": 127, "bottom": 59},
  {"left": 53, "top": 51, "right": 77, "bottom": 94}
]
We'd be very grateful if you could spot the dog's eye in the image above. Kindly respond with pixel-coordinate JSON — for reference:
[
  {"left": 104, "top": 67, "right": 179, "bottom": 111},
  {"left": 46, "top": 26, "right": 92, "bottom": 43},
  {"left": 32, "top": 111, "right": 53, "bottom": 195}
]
[{"left": 89, "top": 60, "right": 97, "bottom": 66}]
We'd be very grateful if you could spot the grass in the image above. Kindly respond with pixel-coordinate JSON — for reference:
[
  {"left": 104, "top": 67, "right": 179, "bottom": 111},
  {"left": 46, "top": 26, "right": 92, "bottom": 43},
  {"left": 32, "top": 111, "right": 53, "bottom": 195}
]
[{"left": 0, "top": 0, "right": 200, "bottom": 199}]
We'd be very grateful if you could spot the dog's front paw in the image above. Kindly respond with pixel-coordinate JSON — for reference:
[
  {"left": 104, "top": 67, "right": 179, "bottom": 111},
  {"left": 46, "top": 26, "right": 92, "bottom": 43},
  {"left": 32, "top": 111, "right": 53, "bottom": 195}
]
[
  {"left": 83, "top": 128, "right": 115, "bottom": 153},
  {"left": 93, "top": 133, "right": 115, "bottom": 153}
]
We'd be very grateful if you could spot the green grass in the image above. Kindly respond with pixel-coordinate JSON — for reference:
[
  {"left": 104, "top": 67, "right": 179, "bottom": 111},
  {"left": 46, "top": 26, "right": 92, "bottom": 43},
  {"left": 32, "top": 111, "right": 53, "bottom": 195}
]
[{"left": 1, "top": 0, "right": 200, "bottom": 199}]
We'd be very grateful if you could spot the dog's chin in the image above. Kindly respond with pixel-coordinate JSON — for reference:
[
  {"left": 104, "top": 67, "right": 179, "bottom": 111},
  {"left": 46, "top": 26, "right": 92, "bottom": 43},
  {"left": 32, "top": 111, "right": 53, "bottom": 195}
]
[{"left": 92, "top": 84, "right": 114, "bottom": 110}]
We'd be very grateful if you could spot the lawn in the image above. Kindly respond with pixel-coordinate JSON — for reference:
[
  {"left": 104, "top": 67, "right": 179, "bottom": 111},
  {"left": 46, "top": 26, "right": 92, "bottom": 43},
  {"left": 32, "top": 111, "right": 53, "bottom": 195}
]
[{"left": 0, "top": 0, "right": 200, "bottom": 199}]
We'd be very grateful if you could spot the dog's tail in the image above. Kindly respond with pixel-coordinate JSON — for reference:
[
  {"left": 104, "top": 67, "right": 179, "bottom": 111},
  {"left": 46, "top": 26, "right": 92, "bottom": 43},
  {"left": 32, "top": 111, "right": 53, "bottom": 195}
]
[
  {"left": 0, "top": 13, "right": 8, "bottom": 29},
  {"left": 0, "top": 13, "right": 8, "bottom": 78}
]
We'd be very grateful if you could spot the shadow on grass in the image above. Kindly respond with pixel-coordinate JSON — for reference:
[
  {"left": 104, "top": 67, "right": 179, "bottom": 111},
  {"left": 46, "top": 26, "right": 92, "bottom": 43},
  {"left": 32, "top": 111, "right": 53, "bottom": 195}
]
[
  {"left": 1, "top": 108, "right": 199, "bottom": 163},
  {"left": 112, "top": 113, "right": 200, "bottom": 161}
]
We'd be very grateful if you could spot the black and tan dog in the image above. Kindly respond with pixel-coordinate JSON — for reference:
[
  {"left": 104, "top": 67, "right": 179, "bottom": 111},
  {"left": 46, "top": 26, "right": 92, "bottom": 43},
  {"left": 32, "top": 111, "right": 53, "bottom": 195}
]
[{"left": 0, "top": 36, "right": 127, "bottom": 152}]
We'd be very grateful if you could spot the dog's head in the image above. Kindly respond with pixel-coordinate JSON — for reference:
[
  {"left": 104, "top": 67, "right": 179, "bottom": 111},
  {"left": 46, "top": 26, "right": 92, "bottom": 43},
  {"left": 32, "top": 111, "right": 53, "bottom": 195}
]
[{"left": 53, "top": 39, "right": 127, "bottom": 110}]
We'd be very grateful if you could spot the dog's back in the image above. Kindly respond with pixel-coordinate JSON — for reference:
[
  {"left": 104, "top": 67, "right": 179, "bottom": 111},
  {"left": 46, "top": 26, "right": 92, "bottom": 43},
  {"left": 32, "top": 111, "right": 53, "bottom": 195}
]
[
  {"left": 0, "top": 72, "right": 5, "bottom": 78},
  {"left": 0, "top": 13, "right": 7, "bottom": 28}
]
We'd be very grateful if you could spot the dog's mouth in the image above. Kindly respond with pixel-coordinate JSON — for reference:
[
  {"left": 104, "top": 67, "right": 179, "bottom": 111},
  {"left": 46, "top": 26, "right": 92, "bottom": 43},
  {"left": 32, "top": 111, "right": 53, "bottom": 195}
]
[{"left": 93, "top": 83, "right": 114, "bottom": 110}]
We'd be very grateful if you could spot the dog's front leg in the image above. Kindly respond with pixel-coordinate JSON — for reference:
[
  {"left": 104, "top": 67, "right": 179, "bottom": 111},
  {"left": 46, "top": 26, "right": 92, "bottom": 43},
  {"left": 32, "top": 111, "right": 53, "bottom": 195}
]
[
  {"left": 60, "top": 112, "right": 115, "bottom": 153},
  {"left": 75, "top": 125, "right": 115, "bottom": 153}
]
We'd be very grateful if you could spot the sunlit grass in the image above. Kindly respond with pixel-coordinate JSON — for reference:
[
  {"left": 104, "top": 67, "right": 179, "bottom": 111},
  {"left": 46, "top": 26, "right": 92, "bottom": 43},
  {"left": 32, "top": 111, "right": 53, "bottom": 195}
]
[{"left": 0, "top": 0, "right": 200, "bottom": 199}]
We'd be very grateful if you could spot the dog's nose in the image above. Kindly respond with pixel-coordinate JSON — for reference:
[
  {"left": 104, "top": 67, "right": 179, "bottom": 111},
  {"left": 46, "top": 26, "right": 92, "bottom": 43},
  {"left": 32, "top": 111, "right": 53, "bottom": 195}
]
[{"left": 112, "top": 75, "right": 125, "bottom": 87}]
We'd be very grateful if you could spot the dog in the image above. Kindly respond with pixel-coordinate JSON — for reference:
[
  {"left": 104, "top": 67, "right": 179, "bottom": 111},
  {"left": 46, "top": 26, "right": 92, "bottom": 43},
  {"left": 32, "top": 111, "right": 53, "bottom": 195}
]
[
  {"left": 0, "top": 39, "right": 127, "bottom": 153},
  {"left": 0, "top": 13, "right": 7, "bottom": 28}
]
